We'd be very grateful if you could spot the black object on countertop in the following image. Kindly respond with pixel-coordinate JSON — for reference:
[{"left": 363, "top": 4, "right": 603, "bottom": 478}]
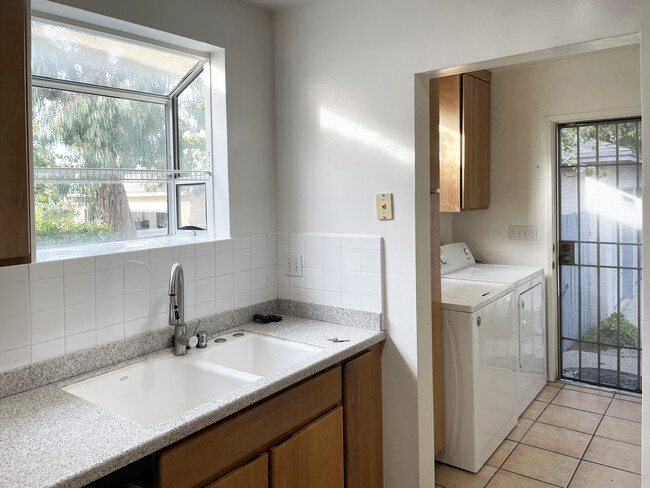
[{"left": 253, "top": 314, "right": 283, "bottom": 323}]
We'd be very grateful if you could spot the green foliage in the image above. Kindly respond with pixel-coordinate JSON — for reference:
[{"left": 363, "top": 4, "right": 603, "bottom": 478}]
[
  {"left": 36, "top": 214, "right": 118, "bottom": 246},
  {"left": 582, "top": 312, "right": 639, "bottom": 349}
]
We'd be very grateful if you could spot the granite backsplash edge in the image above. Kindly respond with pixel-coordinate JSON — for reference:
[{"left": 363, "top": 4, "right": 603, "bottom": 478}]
[{"left": 0, "top": 299, "right": 381, "bottom": 399}]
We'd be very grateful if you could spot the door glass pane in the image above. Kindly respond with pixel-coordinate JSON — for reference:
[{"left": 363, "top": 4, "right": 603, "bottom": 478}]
[
  {"left": 562, "top": 340, "right": 579, "bottom": 380},
  {"left": 560, "top": 266, "right": 579, "bottom": 340},
  {"left": 580, "top": 243, "right": 597, "bottom": 266},
  {"left": 580, "top": 267, "right": 598, "bottom": 341},
  {"left": 594, "top": 166, "right": 617, "bottom": 242},
  {"left": 579, "top": 167, "right": 598, "bottom": 241},
  {"left": 618, "top": 165, "right": 641, "bottom": 244},
  {"left": 599, "top": 244, "right": 617, "bottom": 267},
  {"left": 599, "top": 345, "right": 619, "bottom": 388},
  {"left": 621, "top": 348, "right": 639, "bottom": 391},
  {"left": 178, "top": 71, "right": 208, "bottom": 171},
  {"left": 32, "top": 19, "right": 201, "bottom": 95},
  {"left": 599, "top": 268, "right": 618, "bottom": 347},
  {"left": 560, "top": 168, "right": 578, "bottom": 241},
  {"left": 597, "top": 123, "right": 617, "bottom": 164},
  {"left": 560, "top": 127, "right": 577, "bottom": 166},
  {"left": 578, "top": 125, "right": 597, "bottom": 165}
]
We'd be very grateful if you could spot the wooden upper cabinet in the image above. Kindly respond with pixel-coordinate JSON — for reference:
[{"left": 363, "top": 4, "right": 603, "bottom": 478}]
[
  {"left": 270, "top": 407, "right": 344, "bottom": 488},
  {"left": 0, "top": 0, "right": 32, "bottom": 266},
  {"left": 432, "top": 70, "right": 491, "bottom": 212}
]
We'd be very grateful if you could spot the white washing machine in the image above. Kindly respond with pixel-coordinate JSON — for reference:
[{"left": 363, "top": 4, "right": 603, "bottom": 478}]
[
  {"left": 436, "top": 278, "right": 517, "bottom": 473},
  {"left": 440, "top": 242, "right": 546, "bottom": 417}
]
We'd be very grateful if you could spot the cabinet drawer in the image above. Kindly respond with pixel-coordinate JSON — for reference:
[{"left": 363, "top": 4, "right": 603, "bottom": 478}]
[{"left": 158, "top": 366, "right": 342, "bottom": 488}]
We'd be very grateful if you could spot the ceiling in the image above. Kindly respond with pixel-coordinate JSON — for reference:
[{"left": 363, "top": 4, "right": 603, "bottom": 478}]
[{"left": 240, "top": 0, "right": 314, "bottom": 12}]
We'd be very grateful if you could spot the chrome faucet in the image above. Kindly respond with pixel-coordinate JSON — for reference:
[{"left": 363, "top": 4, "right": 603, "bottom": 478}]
[{"left": 169, "top": 263, "right": 198, "bottom": 356}]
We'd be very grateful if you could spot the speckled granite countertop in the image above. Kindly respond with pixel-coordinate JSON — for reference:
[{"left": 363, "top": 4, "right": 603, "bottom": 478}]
[{"left": 0, "top": 316, "right": 385, "bottom": 488}]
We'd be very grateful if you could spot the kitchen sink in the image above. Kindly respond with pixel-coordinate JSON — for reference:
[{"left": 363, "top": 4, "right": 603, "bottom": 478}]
[
  {"left": 204, "top": 332, "right": 324, "bottom": 377},
  {"left": 63, "top": 331, "right": 324, "bottom": 426}
]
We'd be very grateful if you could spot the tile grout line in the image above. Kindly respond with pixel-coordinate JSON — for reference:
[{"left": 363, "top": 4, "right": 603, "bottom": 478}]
[{"left": 564, "top": 390, "right": 616, "bottom": 487}]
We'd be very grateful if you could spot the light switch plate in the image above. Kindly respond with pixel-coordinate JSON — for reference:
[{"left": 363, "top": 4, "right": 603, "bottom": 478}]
[
  {"left": 509, "top": 226, "right": 537, "bottom": 241},
  {"left": 376, "top": 193, "right": 393, "bottom": 220},
  {"left": 285, "top": 253, "right": 303, "bottom": 276}
]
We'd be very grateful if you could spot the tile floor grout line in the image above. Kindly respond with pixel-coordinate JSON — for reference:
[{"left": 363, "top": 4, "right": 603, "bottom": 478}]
[
  {"left": 592, "top": 432, "right": 642, "bottom": 448},
  {"left": 564, "top": 392, "right": 616, "bottom": 487},
  {"left": 497, "top": 466, "right": 565, "bottom": 487}
]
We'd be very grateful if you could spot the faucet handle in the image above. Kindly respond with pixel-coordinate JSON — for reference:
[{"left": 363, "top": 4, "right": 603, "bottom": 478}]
[{"left": 196, "top": 331, "right": 208, "bottom": 348}]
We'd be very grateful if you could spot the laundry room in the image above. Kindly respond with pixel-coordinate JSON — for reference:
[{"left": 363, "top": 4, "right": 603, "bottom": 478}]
[{"left": 428, "top": 43, "right": 643, "bottom": 486}]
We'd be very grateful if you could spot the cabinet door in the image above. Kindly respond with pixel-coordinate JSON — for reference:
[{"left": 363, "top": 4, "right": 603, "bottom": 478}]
[
  {"left": 0, "top": 0, "right": 32, "bottom": 266},
  {"left": 430, "top": 193, "right": 445, "bottom": 454},
  {"left": 343, "top": 345, "right": 383, "bottom": 487},
  {"left": 270, "top": 407, "right": 344, "bottom": 488},
  {"left": 437, "top": 75, "right": 462, "bottom": 212},
  {"left": 461, "top": 74, "right": 490, "bottom": 210},
  {"left": 206, "top": 453, "right": 268, "bottom": 488}
]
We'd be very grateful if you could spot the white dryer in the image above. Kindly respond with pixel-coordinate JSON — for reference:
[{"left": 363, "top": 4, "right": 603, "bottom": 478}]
[
  {"left": 440, "top": 242, "right": 546, "bottom": 417},
  {"left": 436, "top": 278, "right": 517, "bottom": 473}
]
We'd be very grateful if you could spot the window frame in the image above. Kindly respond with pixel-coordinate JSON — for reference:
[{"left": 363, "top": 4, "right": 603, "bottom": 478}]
[{"left": 30, "top": 15, "right": 214, "bottom": 249}]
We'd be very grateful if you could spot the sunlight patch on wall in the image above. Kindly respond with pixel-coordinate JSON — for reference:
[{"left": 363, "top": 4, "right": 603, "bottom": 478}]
[{"left": 319, "top": 107, "right": 414, "bottom": 164}]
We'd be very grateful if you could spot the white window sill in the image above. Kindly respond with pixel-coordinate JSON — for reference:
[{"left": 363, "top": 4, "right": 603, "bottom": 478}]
[{"left": 36, "top": 235, "right": 224, "bottom": 262}]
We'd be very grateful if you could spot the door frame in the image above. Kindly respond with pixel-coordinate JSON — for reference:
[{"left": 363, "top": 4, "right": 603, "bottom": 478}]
[{"left": 545, "top": 107, "right": 642, "bottom": 382}]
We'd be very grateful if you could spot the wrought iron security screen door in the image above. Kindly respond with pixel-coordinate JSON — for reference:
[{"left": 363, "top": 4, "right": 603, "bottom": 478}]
[{"left": 558, "top": 118, "right": 642, "bottom": 392}]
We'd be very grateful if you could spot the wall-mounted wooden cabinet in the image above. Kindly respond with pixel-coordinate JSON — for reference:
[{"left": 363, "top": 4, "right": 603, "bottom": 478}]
[
  {"left": 0, "top": 0, "right": 32, "bottom": 266},
  {"left": 430, "top": 70, "right": 491, "bottom": 212}
]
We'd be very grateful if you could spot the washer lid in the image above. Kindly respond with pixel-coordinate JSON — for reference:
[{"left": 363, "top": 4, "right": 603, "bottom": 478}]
[
  {"left": 444, "top": 263, "right": 544, "bottom": 287},
  {"left": 441, "top": 278, "right": 513, "bottom": 313}
]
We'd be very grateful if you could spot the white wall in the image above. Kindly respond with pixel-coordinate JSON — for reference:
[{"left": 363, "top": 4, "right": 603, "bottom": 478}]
[
  {"left": 452, "top": 47, "right": 641, "bottom": 268},
  {"left": 49, "top": 0, "right": 277, "bottom": 238},
  {"left": 272, "top": 1, "right": 647, "bottom": 486}
]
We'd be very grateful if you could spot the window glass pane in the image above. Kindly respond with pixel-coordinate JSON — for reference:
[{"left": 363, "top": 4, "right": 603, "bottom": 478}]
[
  {"left": 578, "top": 125, "right": 597, "bottom": 165},
  {"left": 33, "top": 87, "right": 166, "bottom": 170},
  {"left": 177, "top": 184, "right": 207, "bottom": 230},
  {"left": 32, "top": 19, "right": 200, "bottom": 95},
  {"left": 560, "top": 127, "right": 577, "bottom": 166},
  {"left": 178, "top": 71, "right": 208, "bottom": 171},
  {"left": 35, "top": 182, "right": 168, "bottom": 247}
]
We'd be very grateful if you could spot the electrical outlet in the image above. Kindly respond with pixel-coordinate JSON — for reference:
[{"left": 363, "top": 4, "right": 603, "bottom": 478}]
[
  {"left": 509, "top": 226, "right": 537, "bottom": 241},
  {"left": 285, "top": 253, "right": 303, "bottom": 276}
]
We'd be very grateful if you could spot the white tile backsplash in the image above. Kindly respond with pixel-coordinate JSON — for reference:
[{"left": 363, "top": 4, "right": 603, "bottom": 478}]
[{"left": 0, "top": 234, "right": 383, "bottom": 373}]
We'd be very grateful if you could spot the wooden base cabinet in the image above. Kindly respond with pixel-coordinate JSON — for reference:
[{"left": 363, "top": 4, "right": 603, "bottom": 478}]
[
  {"left": 156, "top": 344, "right": 383, "bottom": 488},
  {"left": 270, "top": 407, "right": 344, "bottom": 488}
]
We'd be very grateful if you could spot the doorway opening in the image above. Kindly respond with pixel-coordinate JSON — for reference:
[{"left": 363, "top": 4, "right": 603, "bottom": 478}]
[{"left": 557, "top": 117, "right": 642, "bottom": 392}]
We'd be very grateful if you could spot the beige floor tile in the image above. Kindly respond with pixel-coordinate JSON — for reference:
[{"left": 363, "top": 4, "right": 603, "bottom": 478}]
[
  {"left": 606, "top": 398, "right": 642, "bottom": 422},
  {"left": 537, "top": 404, "right": 602, "bottom": 434},
  {"left": 434, "top": 462, "right": 497, "bottom": 488},
  {"left": 487, "top": 470, "right": 555, "bottom": 488},
  {"left": 551, "top": 389, "right": 611, "bottom": 414},
  {"left": 614, "top": 393, "right": 641, "bottom": 404},
  {"left": 536, "top": 385, "right": 561, "bottom": 402},
  {"left": 486, "top": 439, "right": 517, "bottom": 467},
  {"left": 506, "top": 418, "right": 533, "bottom": 442},
  {"left": 595, "top": 415, "right": 641, "bottom": 445},
  {"left": 521, "top": 422, "right": 591, "bottom": 458},
  {"left": 562, "top": 384, "right": 614, "bottom": 397},
  {"left": 502, "top": 444, "right": 579, "bottom": 487},
  {"left": 547, "top": 380, "right": 566, "bottom": 387},
  {"left": 521, "top": 400, "right": 547, "bottom": 421},
  {"left": 568, "top": 461, "right": 641, "bottom": 488},
  {"left": 583, "top": 436, "right": 641, "bottom": 474}
]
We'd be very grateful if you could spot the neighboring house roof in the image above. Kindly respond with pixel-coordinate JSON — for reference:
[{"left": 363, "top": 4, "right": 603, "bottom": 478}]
[{"left": 575, "top": 139, "right": 641, "bottom": 165}]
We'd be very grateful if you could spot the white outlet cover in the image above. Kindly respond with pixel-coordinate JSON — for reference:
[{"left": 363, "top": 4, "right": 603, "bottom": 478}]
[{"left": 286, "top": 253, "right": 303, "bottom": 276}]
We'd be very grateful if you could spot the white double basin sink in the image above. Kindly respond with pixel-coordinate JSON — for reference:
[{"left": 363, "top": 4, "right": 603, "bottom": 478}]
[{"left": 63, "top": 332, "right": 324, "bottom": 426}]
